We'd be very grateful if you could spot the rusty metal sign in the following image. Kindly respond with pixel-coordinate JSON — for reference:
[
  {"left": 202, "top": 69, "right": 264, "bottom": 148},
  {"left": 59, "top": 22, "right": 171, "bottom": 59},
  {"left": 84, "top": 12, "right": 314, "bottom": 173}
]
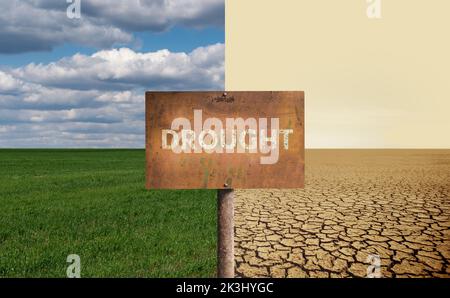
[{"left": 145, "top": 91, "right": 304, "bottom": 189}]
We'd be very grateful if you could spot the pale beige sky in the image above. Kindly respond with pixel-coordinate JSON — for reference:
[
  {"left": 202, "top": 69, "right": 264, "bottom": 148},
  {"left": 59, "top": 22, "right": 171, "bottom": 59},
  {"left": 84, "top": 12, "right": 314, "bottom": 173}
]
[{"left": 226, "top": 0, "right": 450, "bottom": 148}]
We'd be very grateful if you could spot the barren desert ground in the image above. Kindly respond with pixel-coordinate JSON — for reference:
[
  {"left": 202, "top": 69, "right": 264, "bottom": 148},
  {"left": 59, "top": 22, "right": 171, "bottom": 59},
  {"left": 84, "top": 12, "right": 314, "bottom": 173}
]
[{"left": 235, "top": 150, "right": 450, "bottom": 278}]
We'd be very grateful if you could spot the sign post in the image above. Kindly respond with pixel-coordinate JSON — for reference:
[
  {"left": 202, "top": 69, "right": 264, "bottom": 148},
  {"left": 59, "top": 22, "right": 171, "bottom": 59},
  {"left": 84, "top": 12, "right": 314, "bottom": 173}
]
[
  {"left": 146, "top": 91, "right": 304, "bottom": 277},
  {"left": 217, "top": 189, "right": 234, "bottom": 278}
]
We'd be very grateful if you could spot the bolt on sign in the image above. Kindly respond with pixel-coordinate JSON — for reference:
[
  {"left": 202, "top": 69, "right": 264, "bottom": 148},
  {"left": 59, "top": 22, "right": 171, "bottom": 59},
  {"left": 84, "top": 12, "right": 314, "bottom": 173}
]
[{"left": 146, "top": 91, "right": 304, "bottom": 189}]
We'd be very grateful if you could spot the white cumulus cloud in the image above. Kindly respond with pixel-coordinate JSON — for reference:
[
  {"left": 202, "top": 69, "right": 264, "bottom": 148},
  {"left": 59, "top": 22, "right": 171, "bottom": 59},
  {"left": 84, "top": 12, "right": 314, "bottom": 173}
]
[
  {"left": 12, "top": 43, "right": 224, "bottom": 91},
  {"left": 0, "top": 43, "right": 224, "bottom": 147}
]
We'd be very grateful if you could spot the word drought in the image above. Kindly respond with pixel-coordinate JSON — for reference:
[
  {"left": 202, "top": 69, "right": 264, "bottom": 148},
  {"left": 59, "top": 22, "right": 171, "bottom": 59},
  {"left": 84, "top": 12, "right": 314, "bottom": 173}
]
[{"left": 161, "top": 110, "right": 293, "bottom": 165}]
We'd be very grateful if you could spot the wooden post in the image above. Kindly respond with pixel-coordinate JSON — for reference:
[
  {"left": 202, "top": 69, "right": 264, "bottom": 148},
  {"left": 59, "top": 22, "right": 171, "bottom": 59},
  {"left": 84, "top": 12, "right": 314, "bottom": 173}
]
[{"left": 217, "top": 189, "right": 235, "bottom": 278}]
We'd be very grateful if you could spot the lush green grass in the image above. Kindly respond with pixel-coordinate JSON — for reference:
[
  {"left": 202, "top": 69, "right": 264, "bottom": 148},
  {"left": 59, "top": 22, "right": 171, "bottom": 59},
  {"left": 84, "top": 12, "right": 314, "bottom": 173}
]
[{"left": 0, "top": 149, "right": 217, "bottom": 277}]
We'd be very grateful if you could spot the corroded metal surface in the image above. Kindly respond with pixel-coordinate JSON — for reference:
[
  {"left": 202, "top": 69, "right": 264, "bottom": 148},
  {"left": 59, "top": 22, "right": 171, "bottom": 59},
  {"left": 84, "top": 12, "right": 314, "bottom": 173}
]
[{"left": 145, "top": 91, "right": 304, "bottom": 189}]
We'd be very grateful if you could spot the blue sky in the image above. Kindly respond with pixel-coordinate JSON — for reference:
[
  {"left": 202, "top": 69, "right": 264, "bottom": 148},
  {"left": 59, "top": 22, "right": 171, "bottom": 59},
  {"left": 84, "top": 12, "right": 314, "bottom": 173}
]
[
  {"left": 0, "top": 0, "right": 224, "bottom": 148},
  {"left": 0, "top": 26, "right": 224, "bottom": 67}
]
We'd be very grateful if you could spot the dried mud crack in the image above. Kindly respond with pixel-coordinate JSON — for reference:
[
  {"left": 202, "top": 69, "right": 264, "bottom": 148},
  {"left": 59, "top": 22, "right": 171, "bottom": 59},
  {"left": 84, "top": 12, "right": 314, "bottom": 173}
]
[{"left": 234, "top": 150, "right": 450, "bottom": 278}]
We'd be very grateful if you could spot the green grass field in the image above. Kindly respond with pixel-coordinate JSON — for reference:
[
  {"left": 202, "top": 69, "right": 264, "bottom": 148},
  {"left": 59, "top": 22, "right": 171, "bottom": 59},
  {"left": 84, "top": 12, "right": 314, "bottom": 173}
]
[{"left": 0, "top": 149, "right": 217, "bottom": 277}]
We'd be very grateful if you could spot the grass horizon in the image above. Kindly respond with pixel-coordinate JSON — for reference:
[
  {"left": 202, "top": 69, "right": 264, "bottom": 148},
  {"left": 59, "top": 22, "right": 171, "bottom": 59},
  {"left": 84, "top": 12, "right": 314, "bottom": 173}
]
[{"left": 0, "top": 149, "right": 217, "bottom": 277}]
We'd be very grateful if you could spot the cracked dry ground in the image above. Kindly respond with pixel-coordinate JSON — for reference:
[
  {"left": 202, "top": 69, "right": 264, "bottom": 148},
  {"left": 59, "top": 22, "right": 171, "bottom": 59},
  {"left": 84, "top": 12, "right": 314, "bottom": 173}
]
[{"left": 234, "top": 150, "right": 450, "bottom": 278}]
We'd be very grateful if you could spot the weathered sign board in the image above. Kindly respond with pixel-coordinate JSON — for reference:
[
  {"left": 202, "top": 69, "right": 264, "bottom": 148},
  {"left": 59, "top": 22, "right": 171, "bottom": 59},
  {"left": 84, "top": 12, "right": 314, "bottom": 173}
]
[{"left": 145, "top": 91, "right": 304, "bottom": 189}]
